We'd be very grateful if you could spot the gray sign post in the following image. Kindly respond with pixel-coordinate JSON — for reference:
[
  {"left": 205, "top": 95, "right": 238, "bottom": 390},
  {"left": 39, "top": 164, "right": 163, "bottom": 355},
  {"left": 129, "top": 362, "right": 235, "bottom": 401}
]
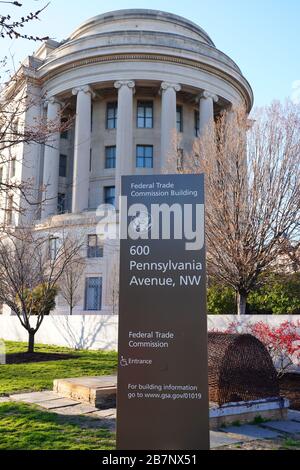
[{"left": 117, "top": 174, "right": 209, "bottom": 450}]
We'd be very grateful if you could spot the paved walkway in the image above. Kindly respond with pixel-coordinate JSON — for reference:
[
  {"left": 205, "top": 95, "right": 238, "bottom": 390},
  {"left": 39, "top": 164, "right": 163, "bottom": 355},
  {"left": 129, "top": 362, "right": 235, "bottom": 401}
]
[
  {"left": 5, "top": 391, "right": 300, "bottom": 449},
  {"left": 7, "top": 391, "right": 116, "bottom": 431}
]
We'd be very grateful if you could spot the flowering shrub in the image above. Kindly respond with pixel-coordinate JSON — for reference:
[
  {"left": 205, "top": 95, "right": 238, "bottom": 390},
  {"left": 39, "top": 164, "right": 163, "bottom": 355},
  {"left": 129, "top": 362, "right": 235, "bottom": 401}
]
[{"left": 219, "top": 320, "right": 300, "bottom": 377}]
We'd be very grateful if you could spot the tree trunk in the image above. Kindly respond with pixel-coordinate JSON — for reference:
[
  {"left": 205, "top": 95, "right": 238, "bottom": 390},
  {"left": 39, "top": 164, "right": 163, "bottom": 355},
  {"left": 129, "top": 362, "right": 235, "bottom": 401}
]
[
  {"left": 28, "top": 329, "right": 35, "bottom": 353},
  {"left": 69, "top": 305, "right": 73, "bottom": 316},
  {"left": 237, "top": 292, "right": 247, "bottom": 316}
]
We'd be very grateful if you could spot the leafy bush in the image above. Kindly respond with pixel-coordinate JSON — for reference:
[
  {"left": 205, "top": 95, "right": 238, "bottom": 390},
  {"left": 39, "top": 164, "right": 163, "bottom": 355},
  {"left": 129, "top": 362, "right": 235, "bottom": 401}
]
[
  {"left": 248, "top": 273, "right": 300, "bottom": 315},
  {"left": 207, "top": 284, "right": 236, "bottom": 315},
  {"left": 207, "top": 273, "right": 300, "bottom": 315},
  {"left": 17, "top": 284, "right": 58, "bottom": 316}
]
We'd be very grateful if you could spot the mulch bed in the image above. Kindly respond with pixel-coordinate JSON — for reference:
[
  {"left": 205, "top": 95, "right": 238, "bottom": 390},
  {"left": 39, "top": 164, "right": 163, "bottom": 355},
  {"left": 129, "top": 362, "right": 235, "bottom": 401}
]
[
  {"left": 280, "top": 373, "right": 300, "bottom": 411},
  {"left": 5, "top": 352, "right": 76, "bottom": 365}
]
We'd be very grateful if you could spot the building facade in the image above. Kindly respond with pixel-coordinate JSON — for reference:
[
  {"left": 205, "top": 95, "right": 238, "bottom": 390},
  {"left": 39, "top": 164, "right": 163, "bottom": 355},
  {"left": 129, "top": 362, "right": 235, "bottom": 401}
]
[{"left": 1, "top": 9, "right": 253, "bottom": 314}]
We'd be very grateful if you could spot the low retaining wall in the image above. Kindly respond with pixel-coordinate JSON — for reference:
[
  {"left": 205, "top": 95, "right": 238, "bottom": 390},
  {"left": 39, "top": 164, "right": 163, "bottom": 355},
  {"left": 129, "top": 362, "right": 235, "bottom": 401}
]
[
  {"left": 0, "top": 314, "right": 299, "bottom": 354},
  {"left": 0, "top": 314, "right": 119, "bottom": 351},
  {"left": 207, "top": 314, "right": 300, "bottom": 332}
]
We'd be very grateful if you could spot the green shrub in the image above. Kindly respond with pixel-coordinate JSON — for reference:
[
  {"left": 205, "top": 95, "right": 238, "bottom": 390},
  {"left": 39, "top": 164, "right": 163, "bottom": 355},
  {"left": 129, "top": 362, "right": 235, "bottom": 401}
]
[
  {"left": 248, "top": 273, "right": 300, "bottom": 315},
  {"left": 207, "top": 284, "right": 236, "bottom": 315},
  {"left": 17, "top": 284, "right": 58, "bottom": 316},
  {"left": 207, "top": 273, "right": 300, "bottom": 315}
]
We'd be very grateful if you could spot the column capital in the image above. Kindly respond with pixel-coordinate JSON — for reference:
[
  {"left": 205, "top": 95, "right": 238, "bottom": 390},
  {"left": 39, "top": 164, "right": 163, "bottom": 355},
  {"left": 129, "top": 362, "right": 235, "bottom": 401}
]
[
  {"left": 160, "top": 82, "right": 181, "bottom": 93},
  {"left": 72, "top": 85, "right": 95, "bottom": 98},
  {"left": 44, "top": 96, "right": 63, "bottom": 109},
  {"left": 114, "top": 80, "right": 135, "bottom": 91},
  {"left": 199, "top": 90, "right": 219, "bottom": 103}
]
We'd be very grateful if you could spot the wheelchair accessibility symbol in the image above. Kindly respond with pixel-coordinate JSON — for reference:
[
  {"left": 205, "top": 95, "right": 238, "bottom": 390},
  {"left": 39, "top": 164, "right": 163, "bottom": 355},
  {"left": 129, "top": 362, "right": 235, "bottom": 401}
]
[{"left": 120, "top": 356, "right": 128, "bottom": 367}]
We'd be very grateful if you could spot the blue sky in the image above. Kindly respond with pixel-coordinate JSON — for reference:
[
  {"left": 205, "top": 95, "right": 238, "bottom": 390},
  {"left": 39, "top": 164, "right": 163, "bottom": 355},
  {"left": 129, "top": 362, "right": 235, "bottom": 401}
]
[{"left": 2, "top": 0, "right": 300, "bottom": 107}]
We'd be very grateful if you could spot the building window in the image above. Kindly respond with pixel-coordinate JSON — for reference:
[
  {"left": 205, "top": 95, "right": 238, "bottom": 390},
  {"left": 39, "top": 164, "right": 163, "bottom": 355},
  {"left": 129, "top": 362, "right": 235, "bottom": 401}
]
[
  {"left": 137, "top": 101, "right": 153, "bottom": 128},
  {"left": 6, "top": 195, "right": 13, "bottom": 225},
  {"left": 60, "top": 118, "right": 69, "bottom": 139},
  {"left": 57, "top": 193, "right": 66, "bottom": 214},
  {"left": 49, "top": 237, "right": 59, "bottom": 261},
  {"left": 105, "top": 146, "right": 116, "bottom": 169},
  {"left": 59, "top": 154, "right": 67, "bottom": 178},
  {"left": 11, "top": 158, "right": 16, "bottom": 178},
  {"left": 176, "top": 105, "right": 183, "bottom": 133},
  {"left": 85, "top": 277, "right": 102, "bottom": 311},
  {"left": 104, "top": 186, "right": 115, "bottom": 206},
  {"left": 12, "top": 120, "right": 19, "bottom": 134},
  {"left": 136, "top": 145, "right": 153, "bottom": 168},
  {"left": 106, "top": 102, "right": 118, "bottom": 129},
  {"left": 87, "top": 235, "right": 103, "bottom": 259},
  {"left": 195, "top": 110, "right": 200, "bottom": 137}
]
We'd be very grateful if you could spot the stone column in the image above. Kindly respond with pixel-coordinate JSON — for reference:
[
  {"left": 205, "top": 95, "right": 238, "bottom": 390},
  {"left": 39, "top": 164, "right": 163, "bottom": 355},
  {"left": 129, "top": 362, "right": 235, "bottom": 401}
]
[
  {"left": 114, "top": 80, "right": 135, "bottom": 209},
  {"left": 72, "top": 85, "right": 94, "bottom": 213},
  {"left": 41, "top": 97, "right": 62, "bottom": 220},
  {"left": 160, "top": 82, "right": 181, "bottom": 172},
  {"left": 199, "top": 91, "right": 219, "bottom": 137}
]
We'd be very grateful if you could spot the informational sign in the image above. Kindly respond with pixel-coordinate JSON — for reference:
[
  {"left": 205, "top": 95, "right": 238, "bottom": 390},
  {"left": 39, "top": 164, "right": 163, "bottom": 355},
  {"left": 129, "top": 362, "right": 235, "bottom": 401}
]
[{"left": 117, "top": 174, "right": 209, "bottom": 450}]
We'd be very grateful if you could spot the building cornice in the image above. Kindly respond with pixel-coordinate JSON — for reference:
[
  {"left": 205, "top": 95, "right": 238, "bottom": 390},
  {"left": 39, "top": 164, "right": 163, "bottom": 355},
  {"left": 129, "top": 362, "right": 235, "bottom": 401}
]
[
  {"left": 40, "top": 30, "right": 240, "bottom": 75},
  {"left": 39, "top": 52, "right": 253, "bottom": 111},
  {"left": 2, "top": 67, "right": 41, "bottom": 101}
]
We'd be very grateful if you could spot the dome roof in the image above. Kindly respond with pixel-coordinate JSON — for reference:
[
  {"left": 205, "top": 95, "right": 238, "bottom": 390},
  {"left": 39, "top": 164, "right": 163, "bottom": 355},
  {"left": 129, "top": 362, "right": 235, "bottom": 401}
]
[
  {"left": 33, "top": 8, "right": 253, "bottom": 111},
  {"left": 69, "top": 9, "right": 215, "bottom": 47}
]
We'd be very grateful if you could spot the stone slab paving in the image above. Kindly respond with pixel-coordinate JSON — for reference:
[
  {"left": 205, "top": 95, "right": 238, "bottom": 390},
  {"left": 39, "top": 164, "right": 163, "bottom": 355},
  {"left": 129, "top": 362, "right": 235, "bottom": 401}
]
[
  {"left": 288, "top": 410, "right": 300, "bottom": 423},
  {"left": 88, "top": 409, "right": 117, "bottom": 419},
  {"left": 10, "top": 391, "right": 61, "bottom": 404},
  {"left": 262, "top": 420, "right": 300, "bottom": 434},
  {"left": 222, "top": 424, "right": 282, "bottom": 440},
  {"left": 34, "top": 398, "right": 80, "bottom": 410},
  {"left": 210, "top": 431, "right": 245, "bottom": 449},
  {"left": 51, "top": 403, "right": 98, "bottom": 416}
]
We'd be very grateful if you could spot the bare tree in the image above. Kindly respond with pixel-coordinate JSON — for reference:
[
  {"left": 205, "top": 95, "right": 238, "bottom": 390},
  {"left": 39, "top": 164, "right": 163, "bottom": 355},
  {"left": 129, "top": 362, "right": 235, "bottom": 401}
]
[
  {"left": 180, "top": 101, "right": 300, "bottom": 315},
  {"left": 0, "top": 2, "right": 73, "bottom": 228},
  {"left": 0, "top": 1, "right": 49, "bottom": 41},
  {"left": 59, "top": 253, "right": 85, "bottom": 316},
  {"left": 0, "top": 81, "right": 72, "bottom": 225},
  {"left": 0, "top": 228, "right": 84, "bottom": 352},
  {"left": 278, "top": 238, "right": 300, "bottom": 274}
]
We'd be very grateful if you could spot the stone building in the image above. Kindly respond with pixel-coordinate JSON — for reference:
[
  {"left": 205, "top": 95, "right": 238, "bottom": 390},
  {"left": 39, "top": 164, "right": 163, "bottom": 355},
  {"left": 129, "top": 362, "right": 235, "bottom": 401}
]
[{"left": 1, "top": 9, "right": 253, "bottom": 314}]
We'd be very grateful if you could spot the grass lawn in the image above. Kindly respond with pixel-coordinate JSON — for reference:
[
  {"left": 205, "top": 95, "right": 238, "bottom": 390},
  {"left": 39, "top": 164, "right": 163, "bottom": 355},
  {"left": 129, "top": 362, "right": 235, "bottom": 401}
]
[
  {"left": 0, "top": 402, "right": 115, "bottom": 450},
  {"left": 0, "top": 342, "right": 117, "bottom": 450},
  {"left": 0, "top": 341, "right": 118, "bottom": 396}
]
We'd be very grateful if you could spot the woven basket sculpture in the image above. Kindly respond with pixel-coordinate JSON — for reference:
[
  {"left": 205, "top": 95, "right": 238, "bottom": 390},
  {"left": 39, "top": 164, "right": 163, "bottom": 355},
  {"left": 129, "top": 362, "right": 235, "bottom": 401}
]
[{"left": 208, "top": 333, "right": 279, "bottom": 405}]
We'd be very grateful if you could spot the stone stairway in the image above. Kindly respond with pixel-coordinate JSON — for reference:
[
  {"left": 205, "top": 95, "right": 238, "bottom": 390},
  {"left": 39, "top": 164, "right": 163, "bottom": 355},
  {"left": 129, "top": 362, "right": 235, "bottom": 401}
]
[{"left": 53, "top": 375, "right": 117, "bottom": 408}]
